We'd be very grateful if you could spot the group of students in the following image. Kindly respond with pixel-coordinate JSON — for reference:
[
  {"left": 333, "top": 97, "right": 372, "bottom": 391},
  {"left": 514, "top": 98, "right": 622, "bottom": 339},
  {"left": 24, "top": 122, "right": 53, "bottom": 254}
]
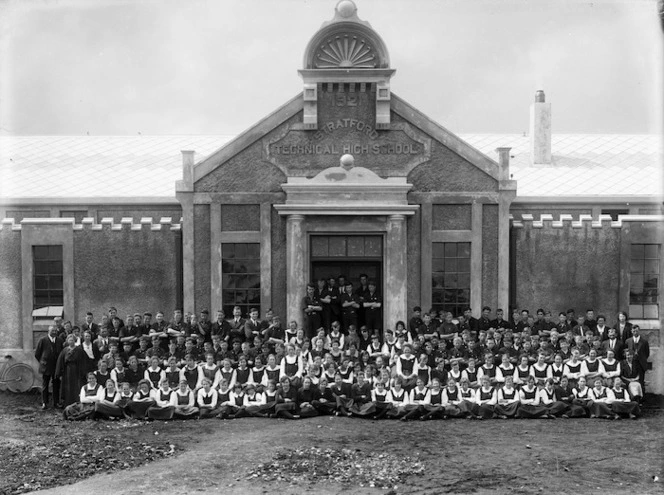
[{"left": 55, "top": 302, "right": 646, "bottom": 422}]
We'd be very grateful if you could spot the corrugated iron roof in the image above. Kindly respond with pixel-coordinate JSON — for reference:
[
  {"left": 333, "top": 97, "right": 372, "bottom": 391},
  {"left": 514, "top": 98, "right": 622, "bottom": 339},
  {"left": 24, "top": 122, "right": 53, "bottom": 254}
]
[
  {"left": 0, "top": 135, "right": 228, "bottom": 200},
  {"left": 0, "top": 133, "right": 661, "bottom": 200},
  {"left": 462, "top": 133, "right": 662, "bottom": 197}
]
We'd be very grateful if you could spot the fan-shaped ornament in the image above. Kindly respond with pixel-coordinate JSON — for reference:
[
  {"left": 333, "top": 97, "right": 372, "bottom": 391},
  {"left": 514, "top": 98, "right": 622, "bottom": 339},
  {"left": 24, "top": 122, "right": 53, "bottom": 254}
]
[{"left": 314, "top": 35, "right": 377, "bottom": 69}]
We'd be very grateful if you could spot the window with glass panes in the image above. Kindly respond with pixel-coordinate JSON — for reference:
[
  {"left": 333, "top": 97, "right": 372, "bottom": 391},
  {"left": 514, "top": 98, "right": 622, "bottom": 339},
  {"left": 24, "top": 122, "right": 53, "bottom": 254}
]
[
  {"left": 33, "top": 245, "right": 63, "bottom": 309},
  {"left": 629, "top": 244, "right": 660, "bottom": 319},
  {"left": 432, "top": 242, "right": 471, "bottom": 317},
  {"left": 221, "top": 243, "right": 260, "bottom": 318}
]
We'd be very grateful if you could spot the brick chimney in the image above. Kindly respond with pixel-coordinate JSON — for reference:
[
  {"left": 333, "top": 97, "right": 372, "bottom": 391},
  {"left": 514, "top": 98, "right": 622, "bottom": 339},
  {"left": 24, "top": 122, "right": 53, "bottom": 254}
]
[{"left": 529, "top": 90, "right": 551, "bottom": 165}]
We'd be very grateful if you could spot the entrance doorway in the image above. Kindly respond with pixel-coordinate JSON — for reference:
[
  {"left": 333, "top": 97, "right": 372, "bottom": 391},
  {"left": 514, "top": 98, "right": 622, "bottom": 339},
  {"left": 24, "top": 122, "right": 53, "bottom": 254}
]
[
  {"left": 309, "top": 234, "right": 383, "bottom": 294},
  {"left": 311, "top": 261, "right": 382, "bottom": 292}
]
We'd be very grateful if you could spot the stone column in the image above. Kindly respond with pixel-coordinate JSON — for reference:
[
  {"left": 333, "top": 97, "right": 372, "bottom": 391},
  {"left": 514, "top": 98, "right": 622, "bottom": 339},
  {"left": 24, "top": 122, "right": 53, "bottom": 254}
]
[
  {"left": 497, "top": 197, "right": 510, "bottom": 312},
  {"left": 177, "top": 150, "right": 196, "bottom": 315},
  {"left": 180, "top": 195, "right": 195, "bottom": 314},
  {"left": 385, "top": 214, "right": 407, "bottom": 330},
  {"left": 286, "top": 215, "right": 306, "bottom": 327}
]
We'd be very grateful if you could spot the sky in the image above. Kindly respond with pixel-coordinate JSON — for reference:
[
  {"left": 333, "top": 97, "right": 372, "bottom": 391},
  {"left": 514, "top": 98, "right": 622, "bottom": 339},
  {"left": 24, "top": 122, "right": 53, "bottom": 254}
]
[{"left": 0, "top": 0, "right": 662, "bottom": 136}]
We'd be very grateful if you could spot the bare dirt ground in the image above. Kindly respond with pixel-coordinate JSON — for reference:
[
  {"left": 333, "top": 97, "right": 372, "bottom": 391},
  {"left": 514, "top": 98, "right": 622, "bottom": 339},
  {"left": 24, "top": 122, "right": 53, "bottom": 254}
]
[{"left": 1, "top": 391, "right": 663, "bottom": 495}]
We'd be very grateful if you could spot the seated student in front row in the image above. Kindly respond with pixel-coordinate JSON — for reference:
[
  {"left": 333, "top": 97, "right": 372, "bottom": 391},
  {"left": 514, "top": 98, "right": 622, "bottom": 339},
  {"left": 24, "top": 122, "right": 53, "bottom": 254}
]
[
  {"left": 555, "top": 376, "right": 586, "bottom": 418},
  {"left": 440, "top": 377, "right": 463, "bottom": 419},
  {"left": 349, "top": 371, "right": 373, "bottom": 417},
  {"left": 171, "top": 379, "right": 198, "bottom": 419},
  {"left": 297, "top": 376, "right": 319, "bottom": 418},
  {"left": 456, "top": 377, "right": 478, "bottom": 418},
  {"left": 197, "top": 377, "right": 219, "bottom": 419},
  {"left": 475, "top": 375, "right": 498, "bottom": 419},
  {"left": 607, "top": 377, "right": 640, "bottom": 419},
  {"left": 587, "top": 377, "right": 614, "bottom": 419},
  {"left": 516, "top": 375, "right": 548, "bottom": 419},
  {"left": 94, "top": 379, "right": 123, "bottom": 420},
  {"left": 494, "top": 376, "right": 520, "bottom": 419},
  {"left": 215, "top": 378, "right": 235, "bottom": 419},
  {"left": 398, "top": 378, "right": 424, "bottom": 421},
  {"left": 117, "top": 382, "right": 134, "bottom": 410},
  {"left": 419, "top": 378, "right": 445, "bottom": 420},
  {"left": 572, "top": 376, "right": 592, "bottom": 416},
  {"left": 370, "top": 380, "right": 392, "bottom": 420},
  {"left": 538, "top": 378, "right": 568, "bottom": 418},
  {"left": 235, "top": 383, "right": 266, "bottom": 418},
  {"left": 64, "top": 372, "right": 105, "bottom": 421},
  {"left": 386, "top": 377, "right": 411, "bottom": 420},
  {"left": 330, "top": 372, "right": 354, "bottom": 417},
  {"left": 312, "top": 378, "right": 336, "bottom": 416},
  {"left": 274, "top": 376, "right": 300, "bottom": 419},
  {"left": 124, "top": 379, "right": 156, "bottom": 420},
  {"left": 147, "top": 378, "right": 175, "bottom": 420}
]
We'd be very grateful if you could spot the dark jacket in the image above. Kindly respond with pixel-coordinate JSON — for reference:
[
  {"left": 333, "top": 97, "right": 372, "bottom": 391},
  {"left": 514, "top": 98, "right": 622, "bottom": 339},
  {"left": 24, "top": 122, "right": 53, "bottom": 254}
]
[{"left": 35, "top": 335, "right": 64, "bottom": 375}]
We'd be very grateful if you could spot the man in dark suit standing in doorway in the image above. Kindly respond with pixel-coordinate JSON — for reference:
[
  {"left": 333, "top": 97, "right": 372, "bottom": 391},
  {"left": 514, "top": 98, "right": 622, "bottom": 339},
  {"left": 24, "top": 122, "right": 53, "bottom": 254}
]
[{"left": 34, "top": 324, "right": 64, "bottom": 409}]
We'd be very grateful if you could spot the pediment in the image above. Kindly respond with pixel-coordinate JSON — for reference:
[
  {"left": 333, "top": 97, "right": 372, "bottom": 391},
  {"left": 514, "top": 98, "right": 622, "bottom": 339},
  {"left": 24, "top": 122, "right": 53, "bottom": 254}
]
[{"left": 189, "top": 92, "right": 502, "bottom": 193}]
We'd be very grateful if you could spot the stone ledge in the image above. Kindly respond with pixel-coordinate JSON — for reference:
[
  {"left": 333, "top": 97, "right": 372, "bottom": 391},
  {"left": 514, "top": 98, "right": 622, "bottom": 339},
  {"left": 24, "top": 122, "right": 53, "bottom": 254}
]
[
  {"left": 510, "top": 214, "right": 664, "bottom": 229},
  {"left": 0, "top": 217, "right": 183, "bottom": 231}
]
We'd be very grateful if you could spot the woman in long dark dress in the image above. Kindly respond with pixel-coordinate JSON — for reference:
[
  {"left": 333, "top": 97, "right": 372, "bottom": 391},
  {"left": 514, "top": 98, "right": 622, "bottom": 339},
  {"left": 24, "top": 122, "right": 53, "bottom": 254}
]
[
  {"left": 80, "top": 331, "right": 99, "bottom": 376},
  {"left": 55, "top": 335, "right": 85, "bottom": 407}
]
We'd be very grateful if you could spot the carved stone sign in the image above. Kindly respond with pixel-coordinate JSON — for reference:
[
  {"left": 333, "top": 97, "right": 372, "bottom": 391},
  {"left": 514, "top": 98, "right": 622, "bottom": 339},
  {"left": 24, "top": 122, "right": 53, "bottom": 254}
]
[{"left": 263, "top": 120, "right": 431, "bottom": 177}]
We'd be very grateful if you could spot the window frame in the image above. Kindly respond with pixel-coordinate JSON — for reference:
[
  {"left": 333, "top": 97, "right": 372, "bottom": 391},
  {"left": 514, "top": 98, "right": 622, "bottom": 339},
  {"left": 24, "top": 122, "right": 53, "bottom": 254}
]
[
  {"left": 32, "top": 244, "right": 64, "bottom": 309},
  {"left": 431, "top": 241, "right": 471, "bottom": 317},
  {"left": 629, "top": 243, "right": 660, "bottom": 319},
  {"left": 221, "top": 242, "right": 261, "bottom": 318}
]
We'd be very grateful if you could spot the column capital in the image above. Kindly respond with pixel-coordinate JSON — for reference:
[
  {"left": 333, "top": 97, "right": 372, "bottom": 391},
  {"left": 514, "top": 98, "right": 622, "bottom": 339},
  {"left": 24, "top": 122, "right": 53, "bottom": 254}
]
[
  {"left": 287, "top": 214, "right": 306, "bottom": 223},
  {"left": 388, "top": 214, "right": 406, "bottom": 222}
]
